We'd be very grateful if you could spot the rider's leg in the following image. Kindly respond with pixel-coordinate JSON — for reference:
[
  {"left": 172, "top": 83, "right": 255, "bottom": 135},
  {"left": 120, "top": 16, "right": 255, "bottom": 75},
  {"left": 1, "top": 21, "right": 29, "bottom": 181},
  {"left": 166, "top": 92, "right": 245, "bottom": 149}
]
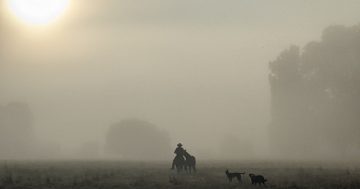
[{"left": 171, "top": 158, "right": 175, "bottom": 169}]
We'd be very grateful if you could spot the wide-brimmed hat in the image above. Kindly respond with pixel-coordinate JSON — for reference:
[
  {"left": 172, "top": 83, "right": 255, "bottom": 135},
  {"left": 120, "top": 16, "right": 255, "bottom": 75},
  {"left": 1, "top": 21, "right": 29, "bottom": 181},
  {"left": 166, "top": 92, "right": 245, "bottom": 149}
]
[{"left": 177, "top": 143, "right": 183, "bottom": 147}]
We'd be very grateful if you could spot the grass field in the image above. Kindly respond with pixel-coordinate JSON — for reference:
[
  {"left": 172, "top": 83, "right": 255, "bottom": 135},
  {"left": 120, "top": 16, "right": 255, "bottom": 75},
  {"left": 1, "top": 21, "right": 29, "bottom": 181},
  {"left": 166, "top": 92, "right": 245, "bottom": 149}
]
[{"left": 0, "top": 160, "right": 359, "bottom": 189}]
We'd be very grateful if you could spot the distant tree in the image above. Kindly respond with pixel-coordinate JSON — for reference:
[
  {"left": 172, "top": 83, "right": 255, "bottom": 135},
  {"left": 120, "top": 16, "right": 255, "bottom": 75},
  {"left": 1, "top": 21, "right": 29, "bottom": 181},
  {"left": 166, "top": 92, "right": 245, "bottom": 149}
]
[
  {"left": 105, "top": 119, "right": 171, "bottom": 160},
  {"left": 220, "top": 134, "right": 253, "bottom": 160},
  {"left": 77, "top": 141, "right": 100, "bottom": 159},
  {"left": 0, "top": 102, "right": 35, "bottom": 158},
  {"left": 269, "top": 24, "right": 360, "bottom": 159}
]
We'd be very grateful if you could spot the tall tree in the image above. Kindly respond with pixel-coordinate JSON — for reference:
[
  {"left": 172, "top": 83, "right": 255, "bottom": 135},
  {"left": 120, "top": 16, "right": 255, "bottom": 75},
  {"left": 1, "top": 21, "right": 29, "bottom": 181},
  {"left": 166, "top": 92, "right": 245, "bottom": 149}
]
[{"left": 269, "top": 24, "right": 360, "bottom": 159}]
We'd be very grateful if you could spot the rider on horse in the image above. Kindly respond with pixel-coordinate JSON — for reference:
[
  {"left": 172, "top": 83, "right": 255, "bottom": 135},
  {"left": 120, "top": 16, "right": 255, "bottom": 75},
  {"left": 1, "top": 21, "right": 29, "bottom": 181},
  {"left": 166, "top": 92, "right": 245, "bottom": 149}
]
[{"left": 171, "top": 143, "right": 185, "bottom": 169}]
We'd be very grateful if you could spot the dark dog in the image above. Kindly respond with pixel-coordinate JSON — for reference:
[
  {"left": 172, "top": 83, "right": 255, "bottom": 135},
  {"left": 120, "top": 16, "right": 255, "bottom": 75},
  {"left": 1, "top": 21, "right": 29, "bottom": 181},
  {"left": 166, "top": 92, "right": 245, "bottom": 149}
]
[
  {"left": 249, "top": 173, "right": 267, "bottom": 185},
  {"left": 225, "top": 169, "right": 245, "bottom": 183}
]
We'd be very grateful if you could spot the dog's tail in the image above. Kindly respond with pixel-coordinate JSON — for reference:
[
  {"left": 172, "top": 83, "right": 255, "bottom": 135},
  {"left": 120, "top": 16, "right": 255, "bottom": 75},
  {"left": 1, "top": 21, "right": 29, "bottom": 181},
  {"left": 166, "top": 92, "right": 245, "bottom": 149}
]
[{"left": 264, "top": 179, "right": 267, "bottom": 182}]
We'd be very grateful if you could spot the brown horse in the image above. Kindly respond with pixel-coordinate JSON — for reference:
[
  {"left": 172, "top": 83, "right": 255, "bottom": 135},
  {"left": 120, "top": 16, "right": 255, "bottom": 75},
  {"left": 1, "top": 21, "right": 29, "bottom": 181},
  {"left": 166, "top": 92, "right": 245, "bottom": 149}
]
[{"left": 172, "top": 154, "right": 186, "bottom": 173}]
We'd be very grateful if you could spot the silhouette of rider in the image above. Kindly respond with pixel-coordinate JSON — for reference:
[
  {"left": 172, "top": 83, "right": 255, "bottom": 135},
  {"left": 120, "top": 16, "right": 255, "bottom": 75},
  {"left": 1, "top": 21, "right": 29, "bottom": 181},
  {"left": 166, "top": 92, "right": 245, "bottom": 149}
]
[{"left": 171, "top": 143, "right": 185, "bottom": 169}]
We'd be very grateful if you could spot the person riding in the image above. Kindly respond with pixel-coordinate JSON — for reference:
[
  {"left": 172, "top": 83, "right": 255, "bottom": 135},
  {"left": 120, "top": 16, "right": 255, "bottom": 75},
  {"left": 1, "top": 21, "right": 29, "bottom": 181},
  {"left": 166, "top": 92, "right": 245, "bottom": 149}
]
[{"left": 171, "top": 143, "right": 185, "bottom": 169}]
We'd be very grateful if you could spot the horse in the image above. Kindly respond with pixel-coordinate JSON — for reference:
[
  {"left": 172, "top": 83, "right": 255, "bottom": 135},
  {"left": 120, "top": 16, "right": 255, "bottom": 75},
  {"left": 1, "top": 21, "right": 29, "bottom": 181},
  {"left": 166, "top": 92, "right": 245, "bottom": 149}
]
[
  {"left": 183, "top": 150, "right": 196, "bottom": 173},
  {"left": 172, "top": 154, "right": 186, "bottom": 173}
]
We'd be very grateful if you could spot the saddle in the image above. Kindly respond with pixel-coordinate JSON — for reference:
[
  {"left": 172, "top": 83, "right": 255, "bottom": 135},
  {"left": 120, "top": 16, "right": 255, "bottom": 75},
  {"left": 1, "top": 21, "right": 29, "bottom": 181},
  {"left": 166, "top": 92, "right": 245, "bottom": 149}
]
[{"left": 174, "top": 154, "right": 185, "bottom": 161}]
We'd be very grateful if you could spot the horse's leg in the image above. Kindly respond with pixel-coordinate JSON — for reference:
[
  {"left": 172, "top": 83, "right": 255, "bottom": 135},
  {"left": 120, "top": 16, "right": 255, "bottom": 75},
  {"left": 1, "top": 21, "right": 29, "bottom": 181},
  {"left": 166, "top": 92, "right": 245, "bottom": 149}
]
[{"left": 180, "top": 165, "right": 183, "bottom": 173}]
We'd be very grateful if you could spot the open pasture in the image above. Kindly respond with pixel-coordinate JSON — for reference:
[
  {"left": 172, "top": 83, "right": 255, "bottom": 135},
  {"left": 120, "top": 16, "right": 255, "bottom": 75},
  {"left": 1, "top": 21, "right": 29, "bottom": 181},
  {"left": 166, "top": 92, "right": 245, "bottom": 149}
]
[{"left": 0, "top": 161, "right": 359, "bottom": 189}]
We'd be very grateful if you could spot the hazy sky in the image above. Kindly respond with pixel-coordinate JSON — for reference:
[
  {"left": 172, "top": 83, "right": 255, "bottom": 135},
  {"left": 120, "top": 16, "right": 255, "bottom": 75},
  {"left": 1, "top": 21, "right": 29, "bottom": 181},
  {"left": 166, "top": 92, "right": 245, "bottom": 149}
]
[{"left": 1, "top": 0, "right": 360, "bottom": 157}]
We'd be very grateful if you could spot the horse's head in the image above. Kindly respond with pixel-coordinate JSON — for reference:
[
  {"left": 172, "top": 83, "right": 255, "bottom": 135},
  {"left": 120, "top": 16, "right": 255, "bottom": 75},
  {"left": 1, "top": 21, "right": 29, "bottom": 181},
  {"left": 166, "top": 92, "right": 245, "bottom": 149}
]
[{"left": 183, "top": 150, "right": 192, "bottom": 158}]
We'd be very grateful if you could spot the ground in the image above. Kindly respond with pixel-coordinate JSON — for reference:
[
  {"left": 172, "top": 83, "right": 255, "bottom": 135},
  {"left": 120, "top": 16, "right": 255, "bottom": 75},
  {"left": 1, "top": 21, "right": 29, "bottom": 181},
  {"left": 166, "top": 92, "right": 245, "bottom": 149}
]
[{"left": 0, "top": 160, "right": 359, "bottom": 189}]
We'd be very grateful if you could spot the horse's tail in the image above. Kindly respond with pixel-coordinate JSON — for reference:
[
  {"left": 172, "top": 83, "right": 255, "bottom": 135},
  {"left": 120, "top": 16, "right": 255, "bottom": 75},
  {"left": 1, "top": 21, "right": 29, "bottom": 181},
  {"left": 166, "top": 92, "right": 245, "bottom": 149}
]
[{"left": 192, "top": 156, "right": 196, "bottom": 168}]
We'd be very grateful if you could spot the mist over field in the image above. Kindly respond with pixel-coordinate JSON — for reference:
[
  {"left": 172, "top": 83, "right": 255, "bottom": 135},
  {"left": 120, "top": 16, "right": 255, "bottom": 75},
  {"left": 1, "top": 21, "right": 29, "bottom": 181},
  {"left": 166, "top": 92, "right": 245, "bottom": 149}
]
[{"left": 1, "top": 0, "right": 360, "bottom": 162}]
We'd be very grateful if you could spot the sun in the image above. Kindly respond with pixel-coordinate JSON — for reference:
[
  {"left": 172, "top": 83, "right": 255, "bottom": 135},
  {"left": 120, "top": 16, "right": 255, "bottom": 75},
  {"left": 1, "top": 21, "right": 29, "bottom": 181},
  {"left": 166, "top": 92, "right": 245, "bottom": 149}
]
[{"left": 6, "top": 0, "right": 70, "bottom": 26}]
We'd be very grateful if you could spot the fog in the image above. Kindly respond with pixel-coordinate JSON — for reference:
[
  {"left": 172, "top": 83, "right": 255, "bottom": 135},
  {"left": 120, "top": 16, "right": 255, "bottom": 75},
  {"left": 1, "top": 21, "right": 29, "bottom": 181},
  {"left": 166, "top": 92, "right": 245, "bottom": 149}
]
[{"left": 1, "top": 0, "right": 360, "bottom": 161}]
